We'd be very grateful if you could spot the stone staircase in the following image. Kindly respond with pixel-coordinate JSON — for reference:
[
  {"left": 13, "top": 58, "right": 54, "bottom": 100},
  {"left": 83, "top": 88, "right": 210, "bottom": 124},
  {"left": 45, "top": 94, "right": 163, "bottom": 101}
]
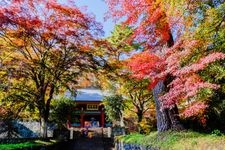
[
  {"left": 68, "top": 137, "right": 114, "bottom": 150},
  {"left": 66, "top": 128, "right": 114, "bottom": 150}
]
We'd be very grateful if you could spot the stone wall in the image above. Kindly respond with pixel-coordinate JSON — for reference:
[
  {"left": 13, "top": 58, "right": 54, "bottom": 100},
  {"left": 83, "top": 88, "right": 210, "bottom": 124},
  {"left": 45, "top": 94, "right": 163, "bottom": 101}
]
[{"left": 0, "top": 120, "right": 56, "bottom": 139}]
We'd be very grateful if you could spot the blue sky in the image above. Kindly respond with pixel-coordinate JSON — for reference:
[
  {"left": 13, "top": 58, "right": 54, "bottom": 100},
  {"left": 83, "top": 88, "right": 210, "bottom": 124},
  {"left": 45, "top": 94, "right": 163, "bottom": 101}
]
[{"left": 75, "top": 0, "right": 115, "bottom": 37}]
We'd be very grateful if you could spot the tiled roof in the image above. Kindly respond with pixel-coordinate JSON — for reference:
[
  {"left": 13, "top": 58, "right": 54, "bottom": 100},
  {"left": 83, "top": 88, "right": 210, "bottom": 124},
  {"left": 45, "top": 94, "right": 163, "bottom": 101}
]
[{"left": 66, "top": 88, "right": 105, "bottom": 102}]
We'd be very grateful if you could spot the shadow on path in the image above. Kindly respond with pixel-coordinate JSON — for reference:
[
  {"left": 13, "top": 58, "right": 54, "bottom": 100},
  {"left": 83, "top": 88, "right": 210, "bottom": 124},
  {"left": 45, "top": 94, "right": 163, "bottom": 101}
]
[
  {"left": 58, "top": 137, "right": 114, "bottom": 150},
  {"left": 72, "top": 137, "right": 104, "bottom": 150}
]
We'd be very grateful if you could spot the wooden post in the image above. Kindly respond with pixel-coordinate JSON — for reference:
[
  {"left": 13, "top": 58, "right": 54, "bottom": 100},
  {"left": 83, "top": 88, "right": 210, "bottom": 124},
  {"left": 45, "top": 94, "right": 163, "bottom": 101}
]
[
  {"left": 101, "top": 127, "right": 104, "bottom": 138},
  {"left": 107, "top": 127, "right": 112, "bottom": 138},
  {"left": 70, "top": 128, "right": 73, "bottom": 140}
]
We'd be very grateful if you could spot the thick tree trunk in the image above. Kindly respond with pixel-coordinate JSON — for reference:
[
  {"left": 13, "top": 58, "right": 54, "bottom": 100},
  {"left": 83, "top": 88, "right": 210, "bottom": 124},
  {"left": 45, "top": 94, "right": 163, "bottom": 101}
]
[
  {"left": 40, "top": 109, "right": 49, "bottom": 138},
  {"left": 153, "top": 80, "right": 184, "bottom": 132},
  {"left": 168, "top": 105, "right": 184, "bottom": 131},
  {"left": 153, "top": 80, "right": 171, "bottom": 131},
  {"left": 40, "top": 117, "right": 48, "bottom": 138},
  {"left": 38, "top": 85, "right": 53, "bottom": 138},
  {"left": 151, "top": 31, "right": 184, "bottom": 132}
]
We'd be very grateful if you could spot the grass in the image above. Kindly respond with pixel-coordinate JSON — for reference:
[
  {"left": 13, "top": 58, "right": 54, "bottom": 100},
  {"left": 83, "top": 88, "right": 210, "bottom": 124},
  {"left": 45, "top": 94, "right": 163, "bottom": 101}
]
[
  {"left": 0, "top": 139, "right": 57, "bottom": 150},
  {"left": 118, "top": 130, "right": 225, "bottom": 150}
]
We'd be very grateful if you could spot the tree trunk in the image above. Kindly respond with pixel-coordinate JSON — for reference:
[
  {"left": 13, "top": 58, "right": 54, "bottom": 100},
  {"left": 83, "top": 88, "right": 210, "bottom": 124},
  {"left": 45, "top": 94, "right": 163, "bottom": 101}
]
[
  {"left": 153, "top": 80, "right": 171, "bottom": 131},
  {"left": 119, "top": 113, "right": 125, "bottom": 135},
  {"left": 153, "top": 80, "right": 184, "bottom": 132},
  {"left": 151, "top": 31, "right": 184, "bottom": 132},
  {"left": 40, "top": 117, "right": 47, "bottom": 138},
  {"left": 38, "top": 87, "right": 53, "bottom": 138},
  {"left": 137, "top": 111, "right": 143, "bottom": 123},
  {"left": 40, "top": 113, "right": 48, "bottom": 138},
  {"left": 168, "top": 105, "right": 184, "bottom": 131},
  {"left": 137, "top": 111, "right": 144, "bottom": 133}
]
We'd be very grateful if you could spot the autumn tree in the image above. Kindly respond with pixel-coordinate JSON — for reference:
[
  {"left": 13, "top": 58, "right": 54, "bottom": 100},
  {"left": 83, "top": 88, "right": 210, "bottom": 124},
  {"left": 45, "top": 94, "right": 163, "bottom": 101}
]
[
  {"left": 178, "top": 1, "right": 225, "bottom": 129},
  {"left": 150, "top": 0, "right": 225, "bottom": 124},
  {"left": 0, "top": 104, "right": 19, "bottom": 138},
  {"left": 122, "top": 79, "right": 152, "bottom": 123},
  {"left": 122, "top": 78, "right": 154, "bottom": 133},
  {"left": 105, "top": 0, "right": 184, "bottom": 132},
  {"left": 106, "top": 0, "right": 225, "bottom": 132},
  {"left": 0, "top": 0, "right": 102, "bottom": 137},
  {"left": 94, "top": 25, "right": 154, "bottom": 133}
]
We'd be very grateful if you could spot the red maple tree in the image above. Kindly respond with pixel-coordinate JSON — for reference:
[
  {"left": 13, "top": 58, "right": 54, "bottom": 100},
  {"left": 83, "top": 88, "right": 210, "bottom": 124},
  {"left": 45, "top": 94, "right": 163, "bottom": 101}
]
[
  {"left": 106, "top": 0, "right": 225, "bottom": 131},
  {"left": 0, "top": 0, "right": 102, "bottom": 137}
]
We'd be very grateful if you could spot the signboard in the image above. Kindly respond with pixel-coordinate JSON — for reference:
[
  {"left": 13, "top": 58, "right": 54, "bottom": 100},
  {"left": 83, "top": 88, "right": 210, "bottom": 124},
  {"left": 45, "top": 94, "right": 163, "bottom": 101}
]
[{"left": 84, "top": 121, "right": 100, "bottom": 128}]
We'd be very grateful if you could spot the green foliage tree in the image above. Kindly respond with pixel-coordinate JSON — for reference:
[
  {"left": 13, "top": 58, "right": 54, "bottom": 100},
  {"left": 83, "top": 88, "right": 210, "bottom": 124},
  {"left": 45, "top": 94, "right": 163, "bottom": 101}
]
[
  {"left": 103, "top": 95, "right": 126, "bottom": 127},
  {"left": 50, "top": 97, "right": 76, "bottom": 130},
  {"left": 96, "top": 24, "right": 139, "bottom": 85}
]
